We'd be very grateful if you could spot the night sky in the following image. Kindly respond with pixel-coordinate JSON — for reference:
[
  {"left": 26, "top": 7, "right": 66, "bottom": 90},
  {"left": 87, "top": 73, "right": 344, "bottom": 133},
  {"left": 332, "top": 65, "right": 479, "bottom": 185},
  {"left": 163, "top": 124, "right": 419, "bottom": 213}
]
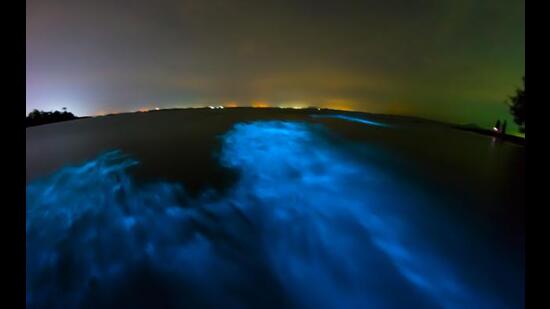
[{"left": 27, "top": 0, "right": 524, "bottom": 132}]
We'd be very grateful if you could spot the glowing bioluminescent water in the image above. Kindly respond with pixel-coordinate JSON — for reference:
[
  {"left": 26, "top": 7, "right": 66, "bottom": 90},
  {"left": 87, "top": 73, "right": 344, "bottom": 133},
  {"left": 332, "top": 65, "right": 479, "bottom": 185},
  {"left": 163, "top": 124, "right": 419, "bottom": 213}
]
[
  {"left": 311, "top": 114, "right": 390, "bottom": 127},
  {"left": 27, "top": 121, "right": 520, "bottom": 308}
]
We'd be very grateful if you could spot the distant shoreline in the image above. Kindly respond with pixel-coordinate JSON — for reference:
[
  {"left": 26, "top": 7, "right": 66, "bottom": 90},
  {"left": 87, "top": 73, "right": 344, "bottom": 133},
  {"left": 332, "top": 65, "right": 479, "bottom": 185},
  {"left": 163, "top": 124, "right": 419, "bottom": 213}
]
[
  {"left": 451, "top": 125, "right": 525, "bottom": 145},
  {"left": 26, "top": 107, "right": 526, "bottom": 146},
  {"left": 25, "top": 116, "right": 92, "bottom": 128}
]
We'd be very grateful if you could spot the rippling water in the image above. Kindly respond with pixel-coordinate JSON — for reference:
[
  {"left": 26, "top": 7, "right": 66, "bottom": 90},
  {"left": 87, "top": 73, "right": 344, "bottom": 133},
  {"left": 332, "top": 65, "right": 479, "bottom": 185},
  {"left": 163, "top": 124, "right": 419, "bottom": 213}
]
[{"left": 26, "top": 119, "right": 524, "bottom": 308}]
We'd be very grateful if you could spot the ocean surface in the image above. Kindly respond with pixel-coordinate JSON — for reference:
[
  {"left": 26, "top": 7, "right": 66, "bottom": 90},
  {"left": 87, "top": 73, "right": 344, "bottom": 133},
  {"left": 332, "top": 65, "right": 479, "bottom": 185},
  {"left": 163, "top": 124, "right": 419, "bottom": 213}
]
[{"left": 26, "top": 108, "right": 525, "bottom": 308}]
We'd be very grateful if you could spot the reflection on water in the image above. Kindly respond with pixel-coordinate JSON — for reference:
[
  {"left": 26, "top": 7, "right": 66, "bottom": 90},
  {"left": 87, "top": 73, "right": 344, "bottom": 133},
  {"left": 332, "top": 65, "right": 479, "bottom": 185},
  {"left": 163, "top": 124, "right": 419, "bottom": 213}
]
[{"left": 27, "top": 121, "right": 522, "bottom": 308}]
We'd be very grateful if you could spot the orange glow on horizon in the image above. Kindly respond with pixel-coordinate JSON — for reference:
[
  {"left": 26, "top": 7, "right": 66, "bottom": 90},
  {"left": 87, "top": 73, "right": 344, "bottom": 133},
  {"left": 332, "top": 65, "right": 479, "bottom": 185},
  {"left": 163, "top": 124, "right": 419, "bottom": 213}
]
[
  {"left": 278, "top": 101, "right": 310, "bottom": 109},
  {"left": 327, "top": 105, "right": 354, "bottom": 111},
  {"left": 251, "top": 101, "right": 270, "bottom": 108},
  {"left": 322, "top": 99, "right": 355, "bottom": 111}
]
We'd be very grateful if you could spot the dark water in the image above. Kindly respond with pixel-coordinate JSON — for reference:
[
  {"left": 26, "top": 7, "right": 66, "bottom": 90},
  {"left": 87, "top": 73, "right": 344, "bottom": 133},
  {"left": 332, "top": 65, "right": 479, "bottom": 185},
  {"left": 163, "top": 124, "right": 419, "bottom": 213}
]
[{"left": 26, "top": 109, "right": 524, "bottom": 308}]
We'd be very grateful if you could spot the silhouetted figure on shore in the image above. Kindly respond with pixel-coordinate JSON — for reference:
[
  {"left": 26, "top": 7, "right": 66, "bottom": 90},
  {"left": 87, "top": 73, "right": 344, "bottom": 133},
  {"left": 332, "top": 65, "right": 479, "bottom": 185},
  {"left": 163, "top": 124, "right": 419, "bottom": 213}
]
[
  {"left": 494, "top": 120, "right": 501, "bottom": 133},
  {"left": 501, "top": 120, "right": 507, "bottom": 135}
]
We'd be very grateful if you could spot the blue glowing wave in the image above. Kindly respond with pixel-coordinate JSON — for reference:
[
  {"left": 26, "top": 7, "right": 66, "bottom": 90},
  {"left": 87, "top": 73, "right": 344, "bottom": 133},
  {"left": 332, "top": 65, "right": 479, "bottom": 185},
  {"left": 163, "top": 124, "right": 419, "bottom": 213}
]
[
  {"left": 311, "top": 114, "right": 390, "bottom": 127},
  {"left": 27, "top": 121, "right": 514, "bottom": 308}
]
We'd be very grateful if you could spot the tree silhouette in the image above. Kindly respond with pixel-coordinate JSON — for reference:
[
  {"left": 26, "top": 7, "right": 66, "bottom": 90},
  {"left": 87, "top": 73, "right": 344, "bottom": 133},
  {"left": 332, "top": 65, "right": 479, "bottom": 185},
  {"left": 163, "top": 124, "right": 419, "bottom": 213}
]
[
  {"left": 26, "top": 108, "right": 78, "bottom": 127},
  {"left": 508, "top": 76, "right": 525, "bottom": 134}
]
